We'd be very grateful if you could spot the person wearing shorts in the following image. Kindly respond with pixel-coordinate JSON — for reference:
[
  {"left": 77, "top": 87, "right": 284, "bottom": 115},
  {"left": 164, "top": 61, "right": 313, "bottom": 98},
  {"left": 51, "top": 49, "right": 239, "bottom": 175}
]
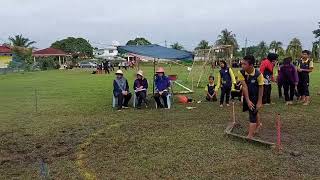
[
  {"left": 297, "top": 50, "right": 314, "bottom": 105},
  {"left": 238, "top": 55, "right": 264, "bottom": 139}
]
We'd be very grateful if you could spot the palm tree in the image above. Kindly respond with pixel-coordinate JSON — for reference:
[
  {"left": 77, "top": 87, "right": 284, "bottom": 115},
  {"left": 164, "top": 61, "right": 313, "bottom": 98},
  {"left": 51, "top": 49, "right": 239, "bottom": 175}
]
[
  {"left": 269, "top": 41, "right": 283, "bottom": 54},
  {"left": 312, "top": 42, "right": 319, "bottom": 61},
  {"left": 215, "top": 29, "right": 239, "bottom": 50},
  {"left": 286, "top": 38, "right": 302, "bottom": 61},
  {"left": 195, "top": 40, "right": 210, "bottom": 50},
  {"left": 255, "top": 41, "right": 268, "bottom": 61},
  {"left": 171, "top": 42, "right": 184, "bottom": 50},
  {"left": 8, "top": 34, "right": 36, "bottom": 48}
]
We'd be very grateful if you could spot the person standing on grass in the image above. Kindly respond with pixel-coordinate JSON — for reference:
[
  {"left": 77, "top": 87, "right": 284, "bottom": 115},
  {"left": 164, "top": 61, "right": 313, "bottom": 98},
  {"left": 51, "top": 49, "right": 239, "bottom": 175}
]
[
  {"left": 103, "top": 60, "right": 110, "bottom": 74},
  {"left": 297, "top": 50, "right": 314, "bottom": 105},
  {"left": 238, "top": 55, "right": 264, "bottom": 139},
  {"left": 134, "top": 70, "right": 149, "bottom": 109},
  {"left": 278, "top": 57, "right": 299, "bottom": 105},
  {"left": 113, "top": 70, "right": 132, "bottom": 110},
  {"left": 205, "top": 76, "right": 217, "bottom": 102},
  {"left": 154, "top": 67, "right": 171, "bottom": 108},
  {"left": 215, "top": 60, "right": 236, "bottom": 107},
  {"left": 260, "top": 53, "right": 278, "bottom": 105}
]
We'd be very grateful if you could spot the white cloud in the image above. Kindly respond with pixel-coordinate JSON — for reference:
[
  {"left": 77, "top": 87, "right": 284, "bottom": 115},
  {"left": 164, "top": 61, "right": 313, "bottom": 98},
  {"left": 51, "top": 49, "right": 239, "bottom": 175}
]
[{"left": 1, "top": 0, "right": 319, "bottom": 50}]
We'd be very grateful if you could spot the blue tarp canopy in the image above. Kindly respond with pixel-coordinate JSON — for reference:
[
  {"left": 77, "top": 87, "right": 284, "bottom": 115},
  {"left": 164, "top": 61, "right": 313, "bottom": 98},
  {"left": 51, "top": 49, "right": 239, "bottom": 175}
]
[{"left": 117, "top": 44, "right": 194, "bottom": 60}]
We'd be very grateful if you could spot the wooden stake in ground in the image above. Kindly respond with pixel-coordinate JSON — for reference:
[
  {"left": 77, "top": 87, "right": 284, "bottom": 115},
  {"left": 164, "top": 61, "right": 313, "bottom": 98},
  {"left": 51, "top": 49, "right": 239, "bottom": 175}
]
[
  {"left": 35, "top": 89, "right": 38, "bottom": 113},
  {"left": 232, "top": 102, "right": 236, "bottom": 124},
  {"left": 276, "top": 114, "right": 282, "bottom": 151}
]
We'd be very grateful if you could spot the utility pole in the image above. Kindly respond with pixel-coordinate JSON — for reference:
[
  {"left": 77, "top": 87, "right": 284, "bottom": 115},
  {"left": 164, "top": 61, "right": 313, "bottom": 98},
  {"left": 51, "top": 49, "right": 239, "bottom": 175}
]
[{"left": 244, "top": 38, "right": 248, "bottom": 56}]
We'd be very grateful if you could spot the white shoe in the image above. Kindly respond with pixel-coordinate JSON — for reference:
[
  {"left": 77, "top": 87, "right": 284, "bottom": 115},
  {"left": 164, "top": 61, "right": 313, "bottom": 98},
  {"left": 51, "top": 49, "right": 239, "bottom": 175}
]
[
  {"left": 226, "top": 104, "right": 230, "bottom": 107},
  {"left": 220, "top": 104, "right": 223, "bottom": 108}
]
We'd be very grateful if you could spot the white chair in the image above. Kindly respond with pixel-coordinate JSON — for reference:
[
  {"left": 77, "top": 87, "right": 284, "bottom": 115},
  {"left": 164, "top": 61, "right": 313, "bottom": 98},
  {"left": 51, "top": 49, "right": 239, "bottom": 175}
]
[
  {"left": 155, "top": 93, "right": 172, "bottom": 109},
  {"left": 112, "top": 95, "right": 118, "bottom": 108}
]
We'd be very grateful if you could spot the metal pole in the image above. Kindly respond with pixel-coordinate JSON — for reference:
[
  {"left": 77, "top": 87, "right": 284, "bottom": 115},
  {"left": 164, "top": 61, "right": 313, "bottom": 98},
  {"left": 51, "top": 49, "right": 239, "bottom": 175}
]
[
  {"left": 244, "top": 38, "right": 248, "bottom": 56},
  {"left": 35, "top": 89, "right": 38, "bottom": 113},
  {"left": 153, "top": 58, "right": 155, "bottom": 95}
]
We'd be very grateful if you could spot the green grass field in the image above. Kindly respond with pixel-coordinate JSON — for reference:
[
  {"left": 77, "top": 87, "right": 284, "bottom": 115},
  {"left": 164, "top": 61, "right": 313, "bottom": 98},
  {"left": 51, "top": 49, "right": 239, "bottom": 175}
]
[{"left": 0, "top": 63, "right": 320, "bottom": 179}]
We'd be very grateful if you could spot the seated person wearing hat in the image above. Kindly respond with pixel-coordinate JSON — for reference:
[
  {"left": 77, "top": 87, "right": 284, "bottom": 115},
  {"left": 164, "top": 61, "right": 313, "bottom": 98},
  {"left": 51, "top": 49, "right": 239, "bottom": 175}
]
[
  {"left": 154, "top": 67, "right": 171, "bottom": 108},
  {"left": 113, "top": 70, "right": 132, "bottom": 110},
  {"left": 134, "top": 70, "right": 149, "bottom": 109}
]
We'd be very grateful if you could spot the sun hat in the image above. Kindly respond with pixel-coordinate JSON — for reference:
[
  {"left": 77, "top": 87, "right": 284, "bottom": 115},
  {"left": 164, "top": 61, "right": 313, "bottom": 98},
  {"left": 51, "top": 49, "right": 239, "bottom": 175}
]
[{"left": 115, "top": 70, "right": 123, "bottom": 75}]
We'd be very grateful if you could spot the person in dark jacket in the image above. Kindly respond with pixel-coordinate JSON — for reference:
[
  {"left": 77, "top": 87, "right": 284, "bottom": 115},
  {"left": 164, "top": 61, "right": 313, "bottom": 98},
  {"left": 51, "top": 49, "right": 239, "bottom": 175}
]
[
  {"left": 103, "top": 60, "right": 110, "bottom": 74},
  {"left": 113, "top": 70, "right": 132, "bottom": 110},
  {"left": 278, "top": 57, "right": 299, "bottom": 105},
  {"left": 134, "top": 70, "right": 149, "bottom": 109},
  {"left": 154, "top": 67, "right": 171, "bottom": 108},
  {"left": 215, "top": 60, "right": 236, "bottom": 107}
]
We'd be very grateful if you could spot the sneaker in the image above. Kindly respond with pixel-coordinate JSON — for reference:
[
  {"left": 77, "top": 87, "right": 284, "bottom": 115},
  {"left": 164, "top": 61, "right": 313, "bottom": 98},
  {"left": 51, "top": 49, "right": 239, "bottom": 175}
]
[
  {"left": 220, "top": 104, "right": 223, "bottom": 108},
  {"left": 264, "top": 103, "right": 271, "bottom": 106},
  {"left": 122, "top": 106, "right": 129, "bottom": 109},
  {"left": 226, "top": 104, "right": 230, "bottom": 107}
]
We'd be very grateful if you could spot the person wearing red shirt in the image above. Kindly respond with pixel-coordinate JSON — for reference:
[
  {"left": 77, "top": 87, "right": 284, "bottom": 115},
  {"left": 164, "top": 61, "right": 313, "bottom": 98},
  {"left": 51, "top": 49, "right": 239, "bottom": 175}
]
[{"left": 259, "top": 53, "right": 278, "bottom": 105}]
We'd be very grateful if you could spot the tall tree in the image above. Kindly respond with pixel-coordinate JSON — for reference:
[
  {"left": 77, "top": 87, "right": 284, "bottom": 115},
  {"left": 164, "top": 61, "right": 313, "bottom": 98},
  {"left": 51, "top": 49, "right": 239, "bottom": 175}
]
[
  {"left": 126, "top": 37, "right": 151, "bottom": 46},
  {"left": 312, "top": 42, "right": 319, "bottom": 61},
  {"left": 286, "top": 38, "right": 302, "bottom": 61},
  {"left": 216, "top": 29, "right": 238, "bottom": 49},
  {"left": 195, "top": 40, "right": 210, "bottom": 50},
  {"left": 312, "top": 22, "right": 320, "bottom": 61},
  {"left": 255, "top": 41, "right": 268, "bottom": 61},
  {"left": 170, "top": 42, "right": 184, "bottom": 50},
  {"left": 269, "top": 41, "right": 283, "bottom": 54},
  {"left": 8, "top": 34, "right": 36, "bottom": 48},
  {"left": 51, "top": 37, "right": 93, "bottom": 57}
]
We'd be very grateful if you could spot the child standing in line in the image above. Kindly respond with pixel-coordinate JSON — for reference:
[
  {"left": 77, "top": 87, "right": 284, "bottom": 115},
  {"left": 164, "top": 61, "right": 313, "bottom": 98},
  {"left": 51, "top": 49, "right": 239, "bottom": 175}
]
[
  {"left": 297, "top": 50, "right": 314, "bottom": 105},
  {"left": 215, "top": 60, "right": 236, "bottom": 107},
  {"left": 238, "top": 55, "right": 264, "bottom": 139},
  {"left": 205, "top": 76, "right": 217, "bottom": 102}
]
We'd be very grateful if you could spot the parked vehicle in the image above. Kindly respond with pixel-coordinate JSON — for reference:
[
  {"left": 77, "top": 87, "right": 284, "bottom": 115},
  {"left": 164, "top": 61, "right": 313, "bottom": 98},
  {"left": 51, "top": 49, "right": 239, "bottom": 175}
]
[{"left": 79, "top": 61, "right": 97, "bottom": 68}]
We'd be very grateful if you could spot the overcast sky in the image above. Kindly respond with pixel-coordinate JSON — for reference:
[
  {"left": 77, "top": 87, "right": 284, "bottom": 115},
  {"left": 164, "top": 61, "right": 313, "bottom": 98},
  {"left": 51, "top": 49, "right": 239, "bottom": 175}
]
[{"left": 1, "top": 0, "right": 319, "bottom": 50}]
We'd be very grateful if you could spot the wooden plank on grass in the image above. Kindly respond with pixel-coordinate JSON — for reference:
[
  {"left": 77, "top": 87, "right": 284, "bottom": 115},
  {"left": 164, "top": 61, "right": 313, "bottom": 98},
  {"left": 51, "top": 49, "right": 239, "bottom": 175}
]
[{"left": 226, "top": 131, "right": 275, "bottom": 146}]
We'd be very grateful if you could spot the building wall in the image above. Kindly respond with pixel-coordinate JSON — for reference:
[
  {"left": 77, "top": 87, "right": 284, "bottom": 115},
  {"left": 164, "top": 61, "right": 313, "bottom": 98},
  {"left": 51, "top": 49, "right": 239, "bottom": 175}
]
[{"left": 0, "top": 55, "right": 13, "bottom": 68}]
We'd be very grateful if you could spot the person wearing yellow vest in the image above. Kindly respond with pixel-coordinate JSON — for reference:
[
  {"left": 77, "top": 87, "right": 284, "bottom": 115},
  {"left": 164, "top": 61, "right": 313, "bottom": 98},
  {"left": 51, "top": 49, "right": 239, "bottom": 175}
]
[
  {"left": 297, "top": 50, "right": 314, "bottom": 105},
  {"left": 238, "top": 55, "right": 264, "bottom": 139},
  {"left": 215, "top": 60, "right": 236, "bottom": 107}
]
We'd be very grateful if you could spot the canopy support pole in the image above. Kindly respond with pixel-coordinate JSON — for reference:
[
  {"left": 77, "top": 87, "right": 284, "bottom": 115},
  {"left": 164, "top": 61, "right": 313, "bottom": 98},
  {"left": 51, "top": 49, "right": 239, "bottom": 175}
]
[{"left": 153, "top": 58, "right": 156, "bottom": 95}]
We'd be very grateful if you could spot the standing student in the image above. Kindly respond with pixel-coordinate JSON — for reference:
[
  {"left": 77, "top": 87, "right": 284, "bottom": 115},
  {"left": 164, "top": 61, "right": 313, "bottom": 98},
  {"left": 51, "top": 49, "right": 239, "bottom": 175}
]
[
  {"left": 231, "top": 76, "right": 243, "bottom": 101},
  {"left": 215, "top": 60, "right": 236, "bottom": 107},
  {"left": 260, "top": 53, "right": 278, "bottom": 105},
  {"left": 134, "top": 70, "right": 149, "bottom": 109},
  {"left": 297, "top": 50, "right": 314, "bottom": 105},
  {"left": 154, "top": 67, "right": 171, "bottom": 108},
  {"left": 278, "top": 57, "right": 299, "bottom": 105},
  {"left": 205, "top": 76, "right": 217, "bottom": 102},
  {"left": 238, "top": 55, "right": 264, "bottom": 139},
  {"left": 113, "top": 70, "right": 132, "bottom": 110}
]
